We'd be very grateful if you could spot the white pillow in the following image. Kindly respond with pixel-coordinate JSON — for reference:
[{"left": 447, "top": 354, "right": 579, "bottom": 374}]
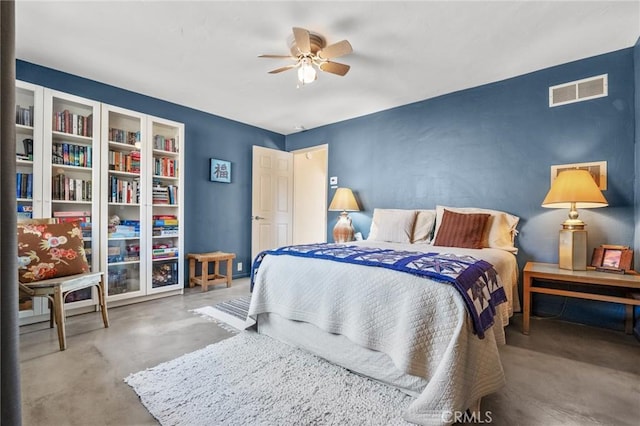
[
  {"left": 412, "top": 209, "right": 437, "bottom": 244},
  {"left": 432, "top": 205, "right": 520, "bottom": 253},
  {"left": 368, "top": 209, "right": 417, "bottom": 244}
]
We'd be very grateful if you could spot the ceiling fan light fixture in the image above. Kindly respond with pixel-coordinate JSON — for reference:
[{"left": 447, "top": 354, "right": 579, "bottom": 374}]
[
  {"left": 261, "top": 27, "right": 352, "bottom": 86},
  {"left": 297, "top": 58, "right": 317, "bottom": 85}
]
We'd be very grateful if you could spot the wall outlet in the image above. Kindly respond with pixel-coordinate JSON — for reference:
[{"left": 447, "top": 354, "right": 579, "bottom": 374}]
[{"left": 237, "top": 262, "right": 243, "bottom": 272}]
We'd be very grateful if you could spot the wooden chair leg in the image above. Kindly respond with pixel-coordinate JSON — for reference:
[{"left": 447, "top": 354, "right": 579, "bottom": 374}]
[
  {"left": 48, "top": 298, "right": 54, "bottom": 328},
  {"left": 97, "top": 279, "right": 110, "bottom": 328},
  {"left": 53, "top": 286, "right": 67, "bottom": 351}
]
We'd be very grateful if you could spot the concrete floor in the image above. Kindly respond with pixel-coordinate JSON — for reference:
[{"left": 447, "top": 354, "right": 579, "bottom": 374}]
[{"left": 19, "top": 278, "right": 640, "bottom": 426}]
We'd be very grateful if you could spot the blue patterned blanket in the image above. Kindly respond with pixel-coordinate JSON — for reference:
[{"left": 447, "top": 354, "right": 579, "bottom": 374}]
[{"left": 251, "top": 243, "right": 507, "bottom": 338}]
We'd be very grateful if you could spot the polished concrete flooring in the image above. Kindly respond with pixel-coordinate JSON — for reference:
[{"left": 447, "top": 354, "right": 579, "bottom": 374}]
[{"left": 19, "top": 278, "right": 640, "bottom": 426}]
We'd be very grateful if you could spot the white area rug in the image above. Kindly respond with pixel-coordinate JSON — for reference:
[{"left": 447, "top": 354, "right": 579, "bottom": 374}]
[
  {"left": 125, "top": 332, "right": 412, "bottom": 425},
  {"left": 191, "top": 296, "right": 254, "bottom": 332}
]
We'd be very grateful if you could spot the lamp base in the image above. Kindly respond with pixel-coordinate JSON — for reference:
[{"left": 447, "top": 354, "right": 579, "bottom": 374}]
[
  {"left": 558, "top": 229, "right": 587, "bottom": 270},
  {"left": 333, "top": 212, "right": 355, "bottom": 243}
]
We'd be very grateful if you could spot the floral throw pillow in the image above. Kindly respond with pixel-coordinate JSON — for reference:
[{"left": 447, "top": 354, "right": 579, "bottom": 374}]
[{"left": 17, "top": 221, "right": 90, "bottom": 283}]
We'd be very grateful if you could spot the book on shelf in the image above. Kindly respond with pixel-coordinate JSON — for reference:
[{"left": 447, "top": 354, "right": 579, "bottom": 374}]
[
  {"left": 109, "top": 128, "right": 141, "bottom": 146},
  {"left": 22, "top": 138, "right": 33, "bottom": 160},
  {"left": 52, "top": 142, "right": 92, "bottom": 167},
  {"left": 153, "top": 219, "right": 178, "bottom": 226},
  {"left": 153, "top": 135, "right": 178, "bottom": 153},
  {"left": 17, "top": 211, "right": 33, "bottom": 220},
  {"left": 16, "top": 105, "right": 34, "bottom": 127},
  {"left": 53, "top": 210, "right": 91, "bottom": 217},
  {"left": 53, "top": 110, "right": 93, "bottom": 137},
  {"left": 152, "top": 247, "right": 179, "bottom": 259},
  {"left": 16, "top": 172, "right": 33, "bottom": 199},
  {"left": 153, "top": 228, "right": 178, "bottom": 237}
]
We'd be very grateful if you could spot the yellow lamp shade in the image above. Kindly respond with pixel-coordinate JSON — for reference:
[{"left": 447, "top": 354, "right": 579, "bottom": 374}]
[
  {"left": 542, "top": 169, "right": 608, "bottom": 209},
  {"left": 328, "top": 188, "right": 360, "bottom": 212}
]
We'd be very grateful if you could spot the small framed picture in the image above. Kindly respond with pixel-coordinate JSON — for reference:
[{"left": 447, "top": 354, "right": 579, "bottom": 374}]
[
  {"left": 210, "top": 158, "right": 231, "bottom": 183},
  {"left": 590, "top": 244, "right": 634, "bottom": 274}
]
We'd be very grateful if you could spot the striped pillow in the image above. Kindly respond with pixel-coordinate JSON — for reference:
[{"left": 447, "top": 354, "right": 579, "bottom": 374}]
[{"left": 433, "top": 209, "right": 490, "bottom": 249}]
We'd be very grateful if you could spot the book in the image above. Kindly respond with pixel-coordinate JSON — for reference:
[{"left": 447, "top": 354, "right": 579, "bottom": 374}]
[
  {"left": 53, "top": 210, "right": 91, "bottom": 217},
  {"left": 22, "top": 138, "right": 33, "bottom": 160}
]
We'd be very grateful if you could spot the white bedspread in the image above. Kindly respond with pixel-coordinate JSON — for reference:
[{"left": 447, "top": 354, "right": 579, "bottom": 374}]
[{"left": 248, "top": 242, "right": 518, "bottom": 425}]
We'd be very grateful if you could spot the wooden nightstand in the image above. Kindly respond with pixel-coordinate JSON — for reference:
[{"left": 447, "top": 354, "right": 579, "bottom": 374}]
[{"left": 522, "top": 262, "right": 640, "bottom": 334}]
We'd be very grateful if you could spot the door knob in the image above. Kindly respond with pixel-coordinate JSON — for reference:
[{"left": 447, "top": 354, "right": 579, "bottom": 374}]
[{"left": 253, "top": 216, "right": 265, "bottom": 220}]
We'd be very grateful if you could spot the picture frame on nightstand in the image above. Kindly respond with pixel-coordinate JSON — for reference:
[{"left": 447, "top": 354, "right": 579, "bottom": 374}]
[{"left": 590, "top": 245, "right": 634, "bottom": 274}]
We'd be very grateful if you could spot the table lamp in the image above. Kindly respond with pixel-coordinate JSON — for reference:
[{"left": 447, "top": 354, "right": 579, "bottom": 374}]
[
  {"left": 541, "top": 169, "right": 608, "bottom": 270},
  {"left": 328, "top": 187, "right": 360, "bottom": 243}
]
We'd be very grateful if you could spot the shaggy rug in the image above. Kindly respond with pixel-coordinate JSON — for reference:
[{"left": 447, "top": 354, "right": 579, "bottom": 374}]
[
  {"left": 125, "top": 332, "right": 412, "bottom": 425},
  {"left": 191, "top": 295, "right": 253, "bottom": 332}
]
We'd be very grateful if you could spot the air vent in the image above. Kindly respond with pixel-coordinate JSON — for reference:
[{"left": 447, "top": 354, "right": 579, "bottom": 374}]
[{"left": 549, "top": 74, "right": 608, "bottom": 107}]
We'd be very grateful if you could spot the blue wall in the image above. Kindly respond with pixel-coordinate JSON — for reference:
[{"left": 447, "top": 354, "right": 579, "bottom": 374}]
[
  {"left": 17, "top": 60, "right": 285, "bottom": 278},
  {"left": 286, "top": 48, "right": 637, "bottom": 330}
]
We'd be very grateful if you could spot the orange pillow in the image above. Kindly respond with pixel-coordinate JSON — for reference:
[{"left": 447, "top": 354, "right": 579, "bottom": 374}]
[
  {"left": 17, "top": 221, "right": 90, "bottom": 282},
  {"left": 433, "top": 209, "right": 490, "bottom": 249}
]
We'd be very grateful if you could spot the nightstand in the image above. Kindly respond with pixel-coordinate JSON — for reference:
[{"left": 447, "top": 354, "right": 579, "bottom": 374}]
[{"left": 522, "top": 262, "right": 640, "bottom": 334}]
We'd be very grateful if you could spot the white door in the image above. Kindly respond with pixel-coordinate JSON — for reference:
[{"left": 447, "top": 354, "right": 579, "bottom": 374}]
[
  {"left": 293, "top": 145, "right": 328, "bottom": 244},
  {"left": 251, "top": 146, "right": 294, "bottom": 262}
]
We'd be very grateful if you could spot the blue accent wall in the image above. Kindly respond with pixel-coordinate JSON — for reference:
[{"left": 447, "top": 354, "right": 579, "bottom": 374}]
[
  {"left": 286, "top": 48, "right": 637, "bottom": 331},
  {"left": 17, "top": 60, "right": 285, "bottom": 278}
]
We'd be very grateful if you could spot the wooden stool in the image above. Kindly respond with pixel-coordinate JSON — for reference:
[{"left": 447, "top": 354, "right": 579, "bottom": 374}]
[{"left": 187, "top": 252, "right": 236, "bottom": 292}]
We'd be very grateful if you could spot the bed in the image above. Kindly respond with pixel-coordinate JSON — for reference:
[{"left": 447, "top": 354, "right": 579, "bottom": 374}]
[{"left": 248, "top": 206, "right": 520, "bottom": 425}]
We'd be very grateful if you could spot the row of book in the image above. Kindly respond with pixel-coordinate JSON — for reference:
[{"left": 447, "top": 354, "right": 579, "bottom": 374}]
[
  {"left": 153, "top": 214, "right": 178, "bottom": 237},
  {"left": 109, "top": 128, "right": 140, "bottom": 145},
  {"left": 52, "top": 142, "right": 93, "bottom": 168},
  {"left": 107, "top": 241, "right": 140, "bottom": 263},
  {"left": 109, "top": 150, "right": 141, "bottom": 174},
  {"left": 154, "top": 135, "right": 178, "bottom": 153},
  {"left": 152, "top": 240, "right": 178, "bottom": 260},
  {"left": 152, "top": 184, "right": 178, "bottom": 205},
  {"left": 52, "top": 174, "right": 92, "bottom": 201},
  {"left": 153, "top": 157, "right": 178, "bottom": 178},
  {"left": 109, "top": 219, "right": 140, "bottom": 238},
  {"left": 53, "top": 109, "right": 93, "bottom": 137},
  {"left": 17, "top": 138, "right": 34, "bottom": 161},
  {"left": 109, "top": 176, "right": 140, "bottom": 204},
  {"left": 17, "top": 204, "right": 33, "bottom": 221},
  {"left": 16, "top": 104, "right": 34, "bottom": 127},
  {"left": 52, "top": 210, "right": 93, "bottom": 240},
  {"left": 16, "top": 173, "right": 33, "bottom": 199}
]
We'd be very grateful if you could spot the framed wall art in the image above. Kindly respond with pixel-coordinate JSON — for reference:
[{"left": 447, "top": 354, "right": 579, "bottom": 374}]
[{"left": 210, "top": 158, "right": 231, "bottom": 183}]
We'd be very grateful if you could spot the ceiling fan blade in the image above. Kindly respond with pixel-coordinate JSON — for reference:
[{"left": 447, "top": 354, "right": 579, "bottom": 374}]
[
  {"left": 319, "top": 61, "right": 350, "bottom": 76},
  {"left": 317, "top": 40, "right": 352, "bottom": 60},
  {"left": 292, "top": 27, "right": 311, "bottom": 53},
  {"left": 259, "top": 54, "right": 294, "bottom": 59},
  {"left": 268, "top": 64, "right": 298, "bottom": 74}
]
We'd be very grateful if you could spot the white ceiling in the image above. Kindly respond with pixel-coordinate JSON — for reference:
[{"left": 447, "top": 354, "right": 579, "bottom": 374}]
[{"left": 15, "top": 1, "right": 640, "bottom": 135}]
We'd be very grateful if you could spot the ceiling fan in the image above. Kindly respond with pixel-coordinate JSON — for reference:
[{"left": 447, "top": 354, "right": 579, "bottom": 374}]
[{"left": 259, "top": 27, "right": 353, "bottom": 86}]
